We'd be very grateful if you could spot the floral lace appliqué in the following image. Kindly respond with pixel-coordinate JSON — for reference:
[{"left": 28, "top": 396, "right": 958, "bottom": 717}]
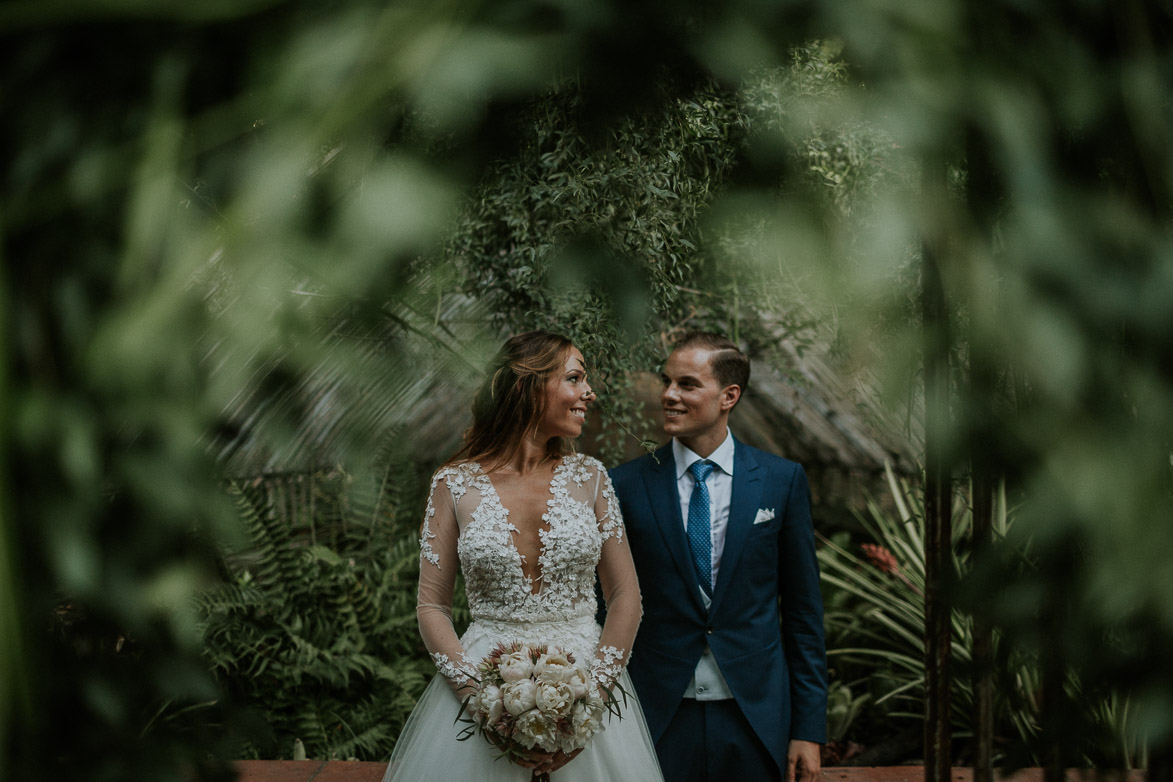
[
  {"left": 420, "top": 467, "right": 467, "bottom": 568},
  {"left": 456, "top": 456, "right": 604, "bottom": 628},
  {"left": 596, "top": 471, "right": 624, "bottom": 543},
  {"left": 427, "top": 456, "right": 633, "bottom": 679},
  {"left": 431, "top": 651, "right": 477, "bottom": 686},
  {"left": 590, "top": 645, "right": 626, "bottom": 688}
]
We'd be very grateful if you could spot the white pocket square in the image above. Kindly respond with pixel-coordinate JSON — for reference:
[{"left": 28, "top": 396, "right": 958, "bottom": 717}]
[{"left": 753, "top": 508, "right": 775, "bottom": 525}]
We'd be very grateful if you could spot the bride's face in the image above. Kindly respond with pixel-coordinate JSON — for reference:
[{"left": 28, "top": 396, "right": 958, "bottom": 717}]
[{"left": 537, "top": 347, "right": 593, "bottom": 440}]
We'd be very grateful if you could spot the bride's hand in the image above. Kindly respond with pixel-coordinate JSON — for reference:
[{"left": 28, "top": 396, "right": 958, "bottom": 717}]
[{"left": 516, "top": 747, "right": 583, "bottom": 774}]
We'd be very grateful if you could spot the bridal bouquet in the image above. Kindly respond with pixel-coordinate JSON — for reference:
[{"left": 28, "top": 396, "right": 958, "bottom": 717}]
[{"left": 458, "top": 641, "right": 618, "bottom": 780}]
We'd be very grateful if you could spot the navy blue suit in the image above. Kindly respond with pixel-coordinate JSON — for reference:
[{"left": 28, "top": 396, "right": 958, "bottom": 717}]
[{"left": 610, "top": 438, "right": 827, "bottom": 778}]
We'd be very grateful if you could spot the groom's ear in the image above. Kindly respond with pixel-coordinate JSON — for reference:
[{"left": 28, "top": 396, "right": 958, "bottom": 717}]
[{"left": 720, "top": 384, "right": 741, "bottom": 411}]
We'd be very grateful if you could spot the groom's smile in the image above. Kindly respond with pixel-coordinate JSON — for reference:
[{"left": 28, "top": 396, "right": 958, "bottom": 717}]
[{"left": 659, "top": 346, "right": 737, "bottom": 454}]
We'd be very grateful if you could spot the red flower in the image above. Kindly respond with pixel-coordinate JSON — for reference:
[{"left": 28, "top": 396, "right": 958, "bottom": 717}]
[
  {"left": 860, "top": 543, "right": 922, "bottom": 595},
  {"left": 861, "top": 543, "right": 899, "bottom": 575}
]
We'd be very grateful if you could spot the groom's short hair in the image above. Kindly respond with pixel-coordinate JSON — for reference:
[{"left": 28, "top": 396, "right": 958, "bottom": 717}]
[{"left": 672, "top": 331, "right": 750, "bottom": 395}]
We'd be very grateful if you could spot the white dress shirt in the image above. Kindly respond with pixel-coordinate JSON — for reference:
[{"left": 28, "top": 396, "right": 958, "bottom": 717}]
[{"left": 673, "top": 429, "right": 736, "bottom": 701}]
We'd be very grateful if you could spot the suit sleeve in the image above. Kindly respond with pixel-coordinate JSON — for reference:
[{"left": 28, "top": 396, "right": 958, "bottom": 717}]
[{"left": 779, "top": 464, "right": 828, "bottom": 743}]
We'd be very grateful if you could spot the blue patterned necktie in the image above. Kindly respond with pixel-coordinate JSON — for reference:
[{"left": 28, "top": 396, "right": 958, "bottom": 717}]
[{"left": 687, "top": 460, "right": 716, "bottom": 597}]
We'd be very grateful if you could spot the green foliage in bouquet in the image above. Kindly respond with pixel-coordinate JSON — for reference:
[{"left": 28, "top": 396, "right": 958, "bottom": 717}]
[
  {"left": 198, "top": 453, "right": 457, "bottom": 761},
  {"left": 819, "top": 465, "right": 1145, "bottom": 767}
]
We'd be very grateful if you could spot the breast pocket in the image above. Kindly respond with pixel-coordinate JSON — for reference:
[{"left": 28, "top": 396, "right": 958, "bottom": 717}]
[
  {"left": 749, "top": 517, "right": 781, "bottom": 536},
  {"left": 743, "top": 521, "right": 780, "bottom": 572}
]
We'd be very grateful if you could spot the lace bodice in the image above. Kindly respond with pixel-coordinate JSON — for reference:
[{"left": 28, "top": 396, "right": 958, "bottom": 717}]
[{"left": 416, "top": 455, "right": 641, "bottom": 695}]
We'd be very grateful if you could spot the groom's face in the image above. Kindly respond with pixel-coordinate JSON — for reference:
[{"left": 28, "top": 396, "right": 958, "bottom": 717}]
[{"left": 660, "top": 346, "right": 738, "bottom": 444}]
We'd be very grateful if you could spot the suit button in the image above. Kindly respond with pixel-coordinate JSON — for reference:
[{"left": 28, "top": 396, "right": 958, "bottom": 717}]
[{"left": 705, "top": 627, "right": 713, "bottom": 635}]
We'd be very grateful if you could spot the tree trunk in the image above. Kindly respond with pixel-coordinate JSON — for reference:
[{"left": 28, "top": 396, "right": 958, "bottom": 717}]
[{"left": 922, "top": 233, "right": 952, "bottom": 782}]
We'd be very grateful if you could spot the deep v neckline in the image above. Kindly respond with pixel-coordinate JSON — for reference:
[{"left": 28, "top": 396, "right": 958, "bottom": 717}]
[{"left": 475, "top": 458, "right": 567, "bottom": 596}]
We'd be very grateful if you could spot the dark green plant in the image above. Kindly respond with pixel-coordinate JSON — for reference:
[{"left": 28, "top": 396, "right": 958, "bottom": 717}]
[
  {"left": 819, "top": 465, "right": 1146, "bottom": 767},
  {"left": 437, "top": 44, "right": 889, "bottom": 463},
  {"left": 439, "top": 76, "right": 735, "bottom": 462},
  {"left": 199, "top": 455, "right": 453, "bottom": 761}
]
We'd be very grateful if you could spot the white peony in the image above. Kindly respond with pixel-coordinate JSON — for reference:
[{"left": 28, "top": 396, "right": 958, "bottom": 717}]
[
  {"left": 515, "top": 708, "right": 561, "bottom": 752},
  {"left": 563, "top": 699, "right": 606, "bottom": 752},
  {"left": 565, "top": 665, "right": 591, "bottom": 699},
  {"left": 501, "top": 678, "right": 538, "bottom": 715},
  {"left": 477, "top": 683, "right": 503, "bottom": 723},
  {"left": 533, "top": 650, "right": 576, "bottom": 682},
  {"left": 534, "top": 679, "right": 576, "bottom": 717},
  {"left": 498, "top": 648, "right": 535, "bottom": 683}
]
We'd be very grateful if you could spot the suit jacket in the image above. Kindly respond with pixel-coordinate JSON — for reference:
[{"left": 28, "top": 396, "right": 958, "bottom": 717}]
[{"left": 610, "top": 438, "right": 827, "bottom": 773}]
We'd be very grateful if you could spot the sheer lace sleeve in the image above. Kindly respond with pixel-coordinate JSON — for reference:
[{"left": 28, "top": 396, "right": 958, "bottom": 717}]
[
  {"left": 416, "top": 468, "right": 477, "bottom": 695},
  {"left": 590, "top": 462, "right": 642, "bottom": 689}
]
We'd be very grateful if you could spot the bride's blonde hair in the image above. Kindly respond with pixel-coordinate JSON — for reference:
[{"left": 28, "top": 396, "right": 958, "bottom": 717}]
[{"left": 448, "top": 331, "right": 576, "bottom": 470}]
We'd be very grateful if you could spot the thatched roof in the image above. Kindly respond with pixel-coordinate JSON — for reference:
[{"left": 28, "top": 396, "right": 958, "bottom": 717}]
[
  {"left": 729, "top": 341, "right": 920, "bottom": 526},
  {"left": 212, "top": 291, "right": 920, "bottom": 530},
  {"left": 210, "top": 291, "right": 493, "bottom": 479}
]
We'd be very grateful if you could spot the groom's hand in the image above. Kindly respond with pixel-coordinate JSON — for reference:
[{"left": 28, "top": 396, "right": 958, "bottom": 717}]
[{"left": 787, "top": 739, "right": 822, "bottom": 782}]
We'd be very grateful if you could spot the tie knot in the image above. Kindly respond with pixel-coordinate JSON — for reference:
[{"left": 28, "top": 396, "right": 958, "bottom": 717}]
[{"left": 689, "top": 460, "right": 715, "bottom": 483}]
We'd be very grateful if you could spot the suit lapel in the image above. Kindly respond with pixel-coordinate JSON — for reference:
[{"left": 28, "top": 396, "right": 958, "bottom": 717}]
[
  {"left": 641, "top": 444, "right": 707, "bottom": 614},
  {"left": 710, "top": 438, "right": 762, "bottom": 614}
]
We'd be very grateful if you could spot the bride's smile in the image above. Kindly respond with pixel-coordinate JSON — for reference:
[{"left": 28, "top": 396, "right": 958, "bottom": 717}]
[{"left": 537, "top": 347, "right": 594, "bottom": 441}]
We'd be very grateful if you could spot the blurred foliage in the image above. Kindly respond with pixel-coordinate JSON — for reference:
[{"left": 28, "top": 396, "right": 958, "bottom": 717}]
[
  {"left": 819, "top": 467, "right": 1146, "bottom": 767},
  {"left": 3, "top": 0, "right": 1172, "bottom": 776},
  {"left": 198, "top": 450, "right": 454, "bottom": 760},
  {"left": 443, "top": 75, "right": 741, "bottom": 460},
  {"left": 439, "top": 42, "right": 884, "bottom": 461}
]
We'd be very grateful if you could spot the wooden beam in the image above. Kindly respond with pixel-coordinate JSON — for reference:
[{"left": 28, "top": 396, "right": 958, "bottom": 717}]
[{"left": 922, "top": 232, "right": 952, "bottom": 782}]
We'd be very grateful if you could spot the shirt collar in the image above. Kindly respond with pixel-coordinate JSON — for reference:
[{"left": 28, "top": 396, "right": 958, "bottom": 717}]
[{"left": 673, "top": 428, "right": 735, "bottom": 480}]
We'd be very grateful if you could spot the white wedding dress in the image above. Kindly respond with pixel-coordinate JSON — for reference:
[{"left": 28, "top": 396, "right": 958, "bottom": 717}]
[{"left": 383, "top": 454, "right": 664, "bottom": 781}]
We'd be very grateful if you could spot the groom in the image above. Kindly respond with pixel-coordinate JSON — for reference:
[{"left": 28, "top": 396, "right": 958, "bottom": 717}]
[{"left": 610, "top": 332, "right": 827, "bottom": 782}]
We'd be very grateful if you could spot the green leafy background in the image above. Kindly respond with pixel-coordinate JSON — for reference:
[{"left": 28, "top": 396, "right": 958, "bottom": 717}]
[{"left": 3, "top": 0, "right": 1171, "bottom": 777}]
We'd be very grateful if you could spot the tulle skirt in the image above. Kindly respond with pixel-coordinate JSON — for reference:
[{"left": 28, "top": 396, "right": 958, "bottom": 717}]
[{"left": 383, "top": 617, "right": 664, "bottom": 781}]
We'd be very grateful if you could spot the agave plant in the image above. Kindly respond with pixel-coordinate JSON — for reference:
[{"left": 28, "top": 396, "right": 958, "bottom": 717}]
[{"left": 818, "top": 463, "right": 1144, "bottom": 766}]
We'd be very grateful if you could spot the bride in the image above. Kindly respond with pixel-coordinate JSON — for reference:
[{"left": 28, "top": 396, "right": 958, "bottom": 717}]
[{"left": 383, "top": 331, "right": 664, "bottom": 781}]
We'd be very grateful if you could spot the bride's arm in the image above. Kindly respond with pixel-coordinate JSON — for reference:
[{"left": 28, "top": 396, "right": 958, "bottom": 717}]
[
  {"left": 590, "top": 463, "right": 642, "bottom": 689},
  {"left": 416, "top": 469, "right": 477, "bottom": 698}
]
